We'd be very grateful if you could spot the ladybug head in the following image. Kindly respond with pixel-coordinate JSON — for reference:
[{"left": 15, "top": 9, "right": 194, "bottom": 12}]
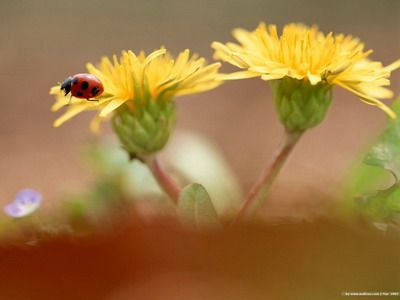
[{"left": 60, "top": 76, "right": 73, "bottom": 96}]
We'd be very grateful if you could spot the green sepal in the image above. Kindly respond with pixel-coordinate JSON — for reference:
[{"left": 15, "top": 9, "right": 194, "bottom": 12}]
[
  {"left": 272, "top": 77, "right": 332, "bottom": 133},
  {"left": 112, "top": 96, "right": 176, "bottom": 157}
]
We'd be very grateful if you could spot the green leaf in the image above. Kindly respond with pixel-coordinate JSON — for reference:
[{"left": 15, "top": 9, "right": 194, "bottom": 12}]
[
  {"left": 345, "top": 97, "right": 400, "bottom": 229},
  {"left": 364, "top": 125, "right": 400, "bottom": 182},
  {"left": 178, "top": 183, "right": 219, "bottom": 227},
  {"left": 363, "top": 97, "right": 400, "bottom": 182}
]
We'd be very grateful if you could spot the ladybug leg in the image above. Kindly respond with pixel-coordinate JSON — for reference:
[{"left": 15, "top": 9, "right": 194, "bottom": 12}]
[
  {"left": 86, "top": 98, "right": 99, "bottom": 102},
  {"left": 64, "top": 94, "right": 73, "bottom": 107}
]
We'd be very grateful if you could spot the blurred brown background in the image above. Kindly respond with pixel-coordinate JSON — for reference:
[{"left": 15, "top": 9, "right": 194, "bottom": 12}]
[
  {"left": 1, "top": 220, "right": 400, "bottom": 300},
  {"left": 0, "top": 0, "right": 399, "bottom": 214}
]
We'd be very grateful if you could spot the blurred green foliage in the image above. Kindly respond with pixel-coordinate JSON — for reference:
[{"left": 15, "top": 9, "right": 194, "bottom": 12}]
[
  {"left": 344, "top": 97, "right": 400, "bottom": 231},
  {"left": 62, "top": 141, "right": 169, "bottom": 223},
  {"left": 62, "top": 132, "right": 242, "bottom": 225}
]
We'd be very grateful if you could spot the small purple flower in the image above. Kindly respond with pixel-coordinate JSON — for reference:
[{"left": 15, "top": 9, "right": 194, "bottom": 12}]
[{"left": 4, "top": 189, "right": 42, "bottom": 218}]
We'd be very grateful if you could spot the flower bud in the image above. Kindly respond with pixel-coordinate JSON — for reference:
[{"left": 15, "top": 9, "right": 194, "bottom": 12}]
[
  {"left": 112, "top": 98, "right": 176, "bottom": 157},
  {"left": 272, "top": 77, "right": 333, "bottom": 133}
]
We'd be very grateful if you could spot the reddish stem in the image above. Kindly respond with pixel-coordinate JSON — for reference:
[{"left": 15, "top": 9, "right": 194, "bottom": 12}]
[
  {"left": 145, "top": 156, "right": 181, "bottom": 204},
  {"left": 235, "top": 131, "right": 302, "bottom": 222}
]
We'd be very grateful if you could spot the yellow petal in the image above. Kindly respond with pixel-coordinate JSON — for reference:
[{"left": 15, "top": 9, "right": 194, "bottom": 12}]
[
  {"left": 51, "top": 98, "right": 67, "bottom": 111},
  {"left": 219, "top": 70, "right": 261, "bottom": 81},
  {"left": 335, "top": 80, "right": 396, "bottom": 118},
  {"left": 53, "top": 103, "right": 92, "bottom": 127},
  {"left": 99, "top": 98, "right": 128, "bottom": 117},
  {"left": 357, "top": 84, "right": 393, "bottom": 99},
  {"left": 307, "top": 72, "right": 322, "bottom": 85},
  {"left": 49, "top": 86, "right": 61, "bottom": 95},
  {"left": 89, "top": 115, "right": 104, "bottom": 133},
  {"left": 385, "top": 59, "right": 400, "bottom": 72},
  {"left": 260, "top": 73, "right": 286, "bottom": 81},
  {"left": 144, "top": 48, "right": 167, "bottom": 65}
]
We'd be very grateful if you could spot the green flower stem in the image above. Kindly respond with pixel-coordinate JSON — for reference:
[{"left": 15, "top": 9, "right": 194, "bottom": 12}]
[
  {"left": 143, "top": 156, "right": 181, "bottom": 204},
  {"left": 236, "top": 130, "right": 303, "bottom": 221}
]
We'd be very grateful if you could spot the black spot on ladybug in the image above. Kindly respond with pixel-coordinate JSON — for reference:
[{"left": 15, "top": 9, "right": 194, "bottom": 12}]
[
  {"left": 81, "top": 81, "right": 89, "bottom": 90},
  {"left": 72, "top": 77, "right": 79, "bottom": 85},
  {"left": 91, "top": 86, "right": 100, "bottom": 96},
  {"left": 76, "top": 91, "right": 83, "bottom": 97}
]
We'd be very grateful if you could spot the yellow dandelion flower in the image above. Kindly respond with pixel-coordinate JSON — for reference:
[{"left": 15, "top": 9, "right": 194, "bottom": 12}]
[
  {"left": 212, "top": 22, "right": 400, "bottom": 118},
  {"left": 50, "top": 48, "right": 222, "bottom": 131}
]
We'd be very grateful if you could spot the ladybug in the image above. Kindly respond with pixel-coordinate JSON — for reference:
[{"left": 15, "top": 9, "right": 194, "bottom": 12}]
[{"left": 60, "top": 73, "right": 104, "bottom": 103}]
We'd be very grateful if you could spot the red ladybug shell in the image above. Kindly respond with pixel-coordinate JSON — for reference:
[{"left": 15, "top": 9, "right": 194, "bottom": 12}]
[{"left": 61, "top": 73, "right": 104, "bottom": 100}]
